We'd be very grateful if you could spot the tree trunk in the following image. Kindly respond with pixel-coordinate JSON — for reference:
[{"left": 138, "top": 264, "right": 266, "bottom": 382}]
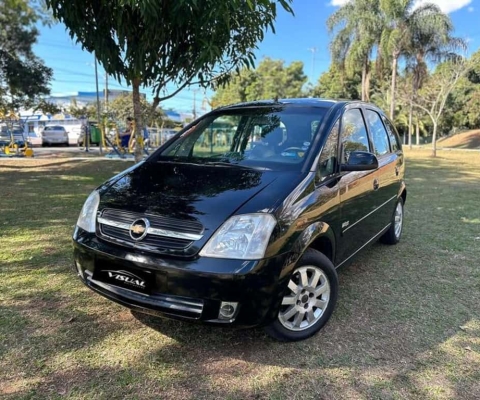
[
  {"left": 132, "top": 78, "right": 144, "bottom": 163},
  {"left": 431, "top": 122, "right": 438, "bottom": 158},
  {"left": 361, "top": 60, "right": 367, "bottom": 102},
  {"left": 408, "top": 100, "right": 413, "bottom": 150},
  {"left": 416, "top": 120, "right": 420, "bottom": 145},
  {"left": 365, "top": 63, "right": 371, "bottom": 102},
  {"left": 390, "top": 54, "right": 399, "bottom": 120}
]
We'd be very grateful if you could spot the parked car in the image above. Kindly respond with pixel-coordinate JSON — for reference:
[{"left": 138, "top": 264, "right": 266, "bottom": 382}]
[
  {"left": 0, "top": 124, "right": 29, "bottom": 147},
  {"left": 41, "top": 125, "right": 69, "bottom": 147},
  {"left": 73, "top": 99, "right": 406, "bottom": 341}
]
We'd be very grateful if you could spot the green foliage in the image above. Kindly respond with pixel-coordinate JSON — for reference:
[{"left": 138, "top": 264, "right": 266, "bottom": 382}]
[
  {"left": 106, "top": 94, "right": 164, "bottom": 126},
  {"left": 68, "top": 99, "right": 98, "bottom": 120},
  {"left": 0, "top": 0, "right": 53, "bottom": 112},
  {"left": 211, "top": 57, "right": 307, "bottom": 107},
  {"left": 310, "top": 64, "right": 361, "bottom": 100}
]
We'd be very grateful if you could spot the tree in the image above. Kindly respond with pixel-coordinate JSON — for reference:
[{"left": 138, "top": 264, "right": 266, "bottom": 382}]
[
  {"left": 410, "top": 58, "right": 472, "bottom": 157},
  {"left": 45, "top": 0, "right": 294, "bottom": 162},
  {"left": 211, "top": 57, "right": 307, "bottom": 107},
  {"left": 310, "top": 63, "right": 361, "bottom": 100},
  {"left": 0, "top": 0, "right": 53, "bottom": 113},
  {"left": 403, "top": 6, "right": 464, "bottom": 148},
  {"left": 379, "top": 0, "right": 452, "bottom": 121},
  {"left": 327, "top": 0, "right": 381, "bottom": 101}
]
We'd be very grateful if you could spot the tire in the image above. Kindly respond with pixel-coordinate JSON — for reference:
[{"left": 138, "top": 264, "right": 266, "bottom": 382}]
[
  {"left": 380, "top": 197, "right": 404, "bottom": 245},
  {"left": 265, "top": 249, "right": 338, "bottom": 342}
]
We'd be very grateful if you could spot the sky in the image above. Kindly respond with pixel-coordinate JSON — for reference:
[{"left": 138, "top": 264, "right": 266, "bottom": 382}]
[{"left": 34, "top": 0, "right": 480, "bottom": 114}]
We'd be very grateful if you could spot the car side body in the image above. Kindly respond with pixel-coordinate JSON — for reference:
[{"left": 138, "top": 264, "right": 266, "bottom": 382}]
[{"left": 72, "top": 99, "right": 406, "bottom": 341}]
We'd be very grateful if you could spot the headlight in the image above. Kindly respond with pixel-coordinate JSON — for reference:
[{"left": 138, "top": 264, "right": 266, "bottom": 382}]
[
  {"left": 199, "top": 214, "right": 276, "bottom": 260},
  {"left": 76, "top": 191, "right": 100, "bottom": 232}
]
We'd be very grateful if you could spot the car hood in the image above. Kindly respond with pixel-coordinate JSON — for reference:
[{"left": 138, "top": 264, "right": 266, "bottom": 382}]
[{"left": 97, "top": 161, "right": 289, "bottom": 257}]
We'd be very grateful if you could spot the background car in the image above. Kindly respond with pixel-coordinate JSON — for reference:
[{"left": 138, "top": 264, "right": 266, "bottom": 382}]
[
  {"left": 41, "top": 125, "right": 69, "bottom": 147},
  {"left": 0, "top": 124, "right": 29, "bottom": 147}
]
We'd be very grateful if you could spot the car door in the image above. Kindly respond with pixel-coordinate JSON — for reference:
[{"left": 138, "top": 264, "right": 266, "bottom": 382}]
[
  {"left": 336, "top": 107, "right": 379, "bottom": 265},
  {"left": 364, "top": 108, "right": 403, "bottom": 231},
  {"left": 308, "top": 119, "right": 342, "bottom": 254}
]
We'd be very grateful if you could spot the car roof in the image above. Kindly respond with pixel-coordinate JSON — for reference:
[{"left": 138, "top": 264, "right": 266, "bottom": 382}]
[
  {"left": 215, "top": 98, "right": 388, "bottom": 119},
  {"left": 216, "top": 97, "right": 384, "bottom": 110}
]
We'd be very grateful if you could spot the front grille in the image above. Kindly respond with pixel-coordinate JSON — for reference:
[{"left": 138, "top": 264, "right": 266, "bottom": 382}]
[{"left": 97, "top": 208, "right": 204, "bottom": 253}]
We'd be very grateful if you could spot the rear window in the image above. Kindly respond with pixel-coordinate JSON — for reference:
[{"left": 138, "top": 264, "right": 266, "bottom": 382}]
[
  {"left": 44, "top": 126, "right": 65, "bottom": 131},
  {"left": 156, "top": 106, "right": 329, "bottom": 171}
]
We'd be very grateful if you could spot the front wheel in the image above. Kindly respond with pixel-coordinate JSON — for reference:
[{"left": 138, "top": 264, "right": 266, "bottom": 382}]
[{"left": 265, "top": 249, "right": 338, "bottom": 342}]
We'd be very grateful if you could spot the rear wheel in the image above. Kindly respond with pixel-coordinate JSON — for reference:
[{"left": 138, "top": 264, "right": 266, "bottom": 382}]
[
  {"left": 380, "top": 197, "right": 404, "bottom": 245},
  {"left": 265, "top": 249, "right": 338, "bottom": 342}
]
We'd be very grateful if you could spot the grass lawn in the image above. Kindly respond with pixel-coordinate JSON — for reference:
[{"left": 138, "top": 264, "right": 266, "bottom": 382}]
[{"left": 1, "top": 150, "right": 479, "bottom": 399}]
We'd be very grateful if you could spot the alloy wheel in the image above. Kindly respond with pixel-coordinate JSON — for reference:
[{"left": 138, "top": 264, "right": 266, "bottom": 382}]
[
  {"left": 278, "top": 265, "right": 331, "bottom": 331},
  {"left": 394, "top": 201, "right": 403, "bottom": 239}
]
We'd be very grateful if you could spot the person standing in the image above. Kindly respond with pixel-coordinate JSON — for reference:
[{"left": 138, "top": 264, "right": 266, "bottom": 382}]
[{"left": 120, "top": 117, "right": 133, "bottom": 149}]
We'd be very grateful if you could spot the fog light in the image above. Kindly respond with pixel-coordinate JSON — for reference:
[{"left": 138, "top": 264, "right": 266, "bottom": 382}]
[{"left": 219, "top": 301, "right": 239, "bottom": 320}]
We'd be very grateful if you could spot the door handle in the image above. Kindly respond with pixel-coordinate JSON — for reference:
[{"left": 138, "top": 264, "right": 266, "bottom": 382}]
[{"left": 373, "top": 179, "right": 379, "bottom": 191}]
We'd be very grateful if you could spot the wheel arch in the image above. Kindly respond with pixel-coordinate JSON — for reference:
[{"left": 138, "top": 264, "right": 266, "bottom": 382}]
[{"left": 290, "top": 221, "right": 337, "bottom": 267}]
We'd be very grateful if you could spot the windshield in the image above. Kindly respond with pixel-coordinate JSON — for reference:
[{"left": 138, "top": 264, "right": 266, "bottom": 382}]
[{"left": 155, "top": 106, "right": 328, "bottom": 170}]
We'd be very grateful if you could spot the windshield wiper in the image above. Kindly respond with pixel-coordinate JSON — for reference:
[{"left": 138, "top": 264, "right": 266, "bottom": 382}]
[
  {"left": 205, "top": 161, "right": 249, "bottom": 168},
  {"left": 205, "top": 161, "right": 270, "bottom": 171}
]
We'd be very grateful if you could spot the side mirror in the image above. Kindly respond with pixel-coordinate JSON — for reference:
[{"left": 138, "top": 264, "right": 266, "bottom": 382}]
[{"left": 341, "top": 151, "right": 378, "bottom": 172}]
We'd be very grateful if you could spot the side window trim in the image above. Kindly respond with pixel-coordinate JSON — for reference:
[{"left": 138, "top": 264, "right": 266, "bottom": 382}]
[{"left": 315, "top": 118, "right": 340, "bottom": 184}]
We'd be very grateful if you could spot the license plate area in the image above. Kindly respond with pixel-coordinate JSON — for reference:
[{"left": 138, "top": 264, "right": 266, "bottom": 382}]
[{"left": 93, "top": 262, "right": 153, "bottom": 295}]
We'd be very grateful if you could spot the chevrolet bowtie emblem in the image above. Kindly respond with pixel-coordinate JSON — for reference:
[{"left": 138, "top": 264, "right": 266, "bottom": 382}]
[
  {"left": 129, "top": 218, "right": 150, "bottom": 241},
  {"left": 131, "top": 224, "right": 146, "bottom": 234}
]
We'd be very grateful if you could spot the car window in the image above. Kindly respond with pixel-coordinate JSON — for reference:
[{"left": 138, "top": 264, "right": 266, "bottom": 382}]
[
  {"left": 317, "top": 119, "right": 339, "bottom": 183},
  {"left": 341, "top": 109, "right": 370, "bottom": 161},
  {"left": 365, "top": 110, "right": 390, "bottom": 156},
  {"left": 381, "top": 116, "right": 401, "bottom": 152}
]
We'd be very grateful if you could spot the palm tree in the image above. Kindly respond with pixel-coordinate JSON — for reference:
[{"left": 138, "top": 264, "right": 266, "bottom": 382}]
[
  {"left": 327, "top": 0, "right": 381, "bottom": 102},
  {"left": 405, "top": 14, "right": 466, "bottom": 147},
  {"left": 380, "top": 0, "right": 455, "bottom": 120}
]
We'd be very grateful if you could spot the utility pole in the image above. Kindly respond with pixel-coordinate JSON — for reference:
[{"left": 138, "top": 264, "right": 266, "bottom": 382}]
[
  {"left": 105, "top": 73, "right": 109, "bottom": 113},
  {"left": 94, "top": 53, "right": 102, "bottom": 154},
  {"left": 193, "top": 89, "right": 198, "bottom": 120},
  {"left": 307, "top": 47, "right": 318, "bottom": 83}
]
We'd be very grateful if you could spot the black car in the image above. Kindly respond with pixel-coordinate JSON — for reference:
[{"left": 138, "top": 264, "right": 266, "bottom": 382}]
[{"left": 73, "top": 99, "right": 406, "bottom": 341}]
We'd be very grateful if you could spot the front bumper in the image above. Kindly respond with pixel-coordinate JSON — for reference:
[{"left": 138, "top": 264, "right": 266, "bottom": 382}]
[{"left": 73, "top": 228, "right": 295, "bottom": 328}]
